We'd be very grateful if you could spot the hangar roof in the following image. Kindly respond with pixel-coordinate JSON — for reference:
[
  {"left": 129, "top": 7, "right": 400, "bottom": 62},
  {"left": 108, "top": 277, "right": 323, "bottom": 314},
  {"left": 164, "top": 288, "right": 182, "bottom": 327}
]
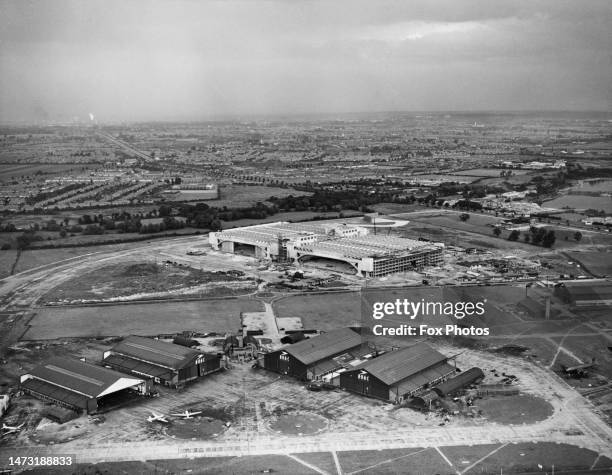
[
  {"left": 110, "top": 335, "right": 202, "bottom": 370},
  {"left": 433, "top": 367, "right": 484, "bottom": 397},
  {"left": 562, "top": 281, "right": 612, "bottom": 302},
  {"left": 351, "top": 343, "right": 448, "bottom": 386},
  {"left": 284, "top": 328, "right": 362, "bottom": 365},
  {"left": 24, "top": 356, "right": 144, "bottom": 399}
]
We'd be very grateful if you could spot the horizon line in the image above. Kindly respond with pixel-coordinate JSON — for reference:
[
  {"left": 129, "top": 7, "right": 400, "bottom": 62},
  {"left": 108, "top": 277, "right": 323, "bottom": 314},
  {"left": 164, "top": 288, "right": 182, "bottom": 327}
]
[{"left": 1, "top": 109, "right": 610, "bottom": 127}]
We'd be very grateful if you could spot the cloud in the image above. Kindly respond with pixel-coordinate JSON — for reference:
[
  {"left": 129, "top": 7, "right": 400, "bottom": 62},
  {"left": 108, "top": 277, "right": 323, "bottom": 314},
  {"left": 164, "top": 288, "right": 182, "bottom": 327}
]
[{"left": 0, "top": 0, "right": 610, "bottom": 121}]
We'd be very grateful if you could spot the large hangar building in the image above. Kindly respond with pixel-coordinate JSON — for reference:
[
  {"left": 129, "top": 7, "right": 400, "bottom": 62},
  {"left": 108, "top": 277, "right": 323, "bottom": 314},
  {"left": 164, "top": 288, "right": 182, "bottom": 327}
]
[
  {"left": 20, "top": 356, "right": 149, "bottom": 414},
  {"left": 102, "top": 336, "right": 222, "bottom": 388},
  {"left": 554, "top": 280, "right": 612, "bottom": 308},
  {"left": 339, "top": 343, "right": 455, "bottom": 403},
  {"left": 209, "top": 221, "right": 443, "bottom": 277},
  {"left": 262, "top": 327, "right": 370, "bottom": 380}
]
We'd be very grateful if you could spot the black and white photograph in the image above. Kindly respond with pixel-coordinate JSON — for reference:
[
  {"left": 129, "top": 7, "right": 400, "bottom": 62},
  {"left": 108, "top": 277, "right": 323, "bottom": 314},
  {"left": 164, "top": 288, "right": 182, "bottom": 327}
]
[{"left": 0, "top": 1, "right": 611, "bottom": 474}]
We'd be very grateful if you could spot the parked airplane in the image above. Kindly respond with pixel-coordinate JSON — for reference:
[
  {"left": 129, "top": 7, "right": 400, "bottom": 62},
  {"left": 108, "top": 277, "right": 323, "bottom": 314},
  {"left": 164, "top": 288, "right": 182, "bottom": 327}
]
[
  {"left": 146, "top": 411, "right": 169, "bottom": 423},
  {"left": 171, "top": 410, "right": 202, "bottom": 419},
  {"left": 1, "top": 422, "right": 25, "bottom": 434},
  {"left": 561, "top": 358, "right": 596, "bottom": 378}
]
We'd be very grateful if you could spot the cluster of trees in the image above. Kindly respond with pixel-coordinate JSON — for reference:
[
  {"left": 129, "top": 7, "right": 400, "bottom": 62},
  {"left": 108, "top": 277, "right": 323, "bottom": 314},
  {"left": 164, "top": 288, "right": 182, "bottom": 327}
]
[
  {"left": 532, "top": 172, "right": 567, "bottom": 196},
  {"left": 0, "top": 222, "right": 17, "bottom": 232},
  {"left": 269, "top": 189, "right": 393, "bottom": 213},
  {"left": 452, "top": 200, "right": 483, "bottom": 211},
  {"left": 140, "top": 217, "right": 185, "bottom": 234},
  {"left": 505, "top": 226, "right": 556, "bottom": 248}
]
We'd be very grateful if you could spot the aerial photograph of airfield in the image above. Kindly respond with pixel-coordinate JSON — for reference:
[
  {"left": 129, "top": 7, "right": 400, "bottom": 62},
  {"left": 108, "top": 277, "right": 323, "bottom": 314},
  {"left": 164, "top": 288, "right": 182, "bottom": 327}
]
[
  {"left": 1, "top": 110, "right": 611, "bottom": 474},
  {"left": 1, "top": 1, "right": 612, "bottom": 474}
]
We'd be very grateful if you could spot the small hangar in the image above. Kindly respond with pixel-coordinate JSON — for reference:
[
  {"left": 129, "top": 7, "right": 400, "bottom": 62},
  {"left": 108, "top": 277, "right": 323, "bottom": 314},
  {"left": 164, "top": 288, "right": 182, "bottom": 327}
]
[
  {"left": 339, "top": 343, "right": 456, "bottom": 403},
  {"left": 102, "top": 335, "right": 221, "bottom": 388},
  {"left": 432, "top": 367, "right": 484, "bottom": 398},
  {"left": 20, "top": 356, "right": 149, "bottom": 414},
  {"left": 262, "top": 327, "right": 369, "bottom": 380}
]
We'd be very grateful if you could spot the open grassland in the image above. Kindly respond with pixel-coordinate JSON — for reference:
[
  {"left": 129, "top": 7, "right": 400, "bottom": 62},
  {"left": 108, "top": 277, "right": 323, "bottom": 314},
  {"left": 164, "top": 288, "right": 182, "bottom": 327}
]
[
  {"left": 0, "top": 250, "right": 18, "bottom": 278},
  {"left": 24, "top": 298, "right": 262, "bottom": 339},
  {"left": 11, "top": 245, "right": 131, "bottom": 274},
  {"left": 213, "top": 184, "right": 311, "bottom": 209},
  {"left": 442, "top": 442, "right": 610, "bottom": 474},
  {"left": 0, "top": 163, "right": 99, "bottom": 179},
  {"left": 222, "top": 210, "right": 360, "bottom": 229},
  {"left": 408, "top": 211, "right": 505, "bottom": 234},
  {"left": 42, "top": 261, "right": 256, "bottom": 303},
  {"left": 23, "top": 443, "right": 612, "bottom": 475},
  {"left": 565, "top": 250, "right": 612, "bottom": 276},
  {"left": 545, "top": 194, "right": 612, "bottom": 213},
  {"left": 273, "top": 291, "right": 361, "bottom": 330},
  {"left": 453, "top": 168, "right": 531, "bottom": 176}
]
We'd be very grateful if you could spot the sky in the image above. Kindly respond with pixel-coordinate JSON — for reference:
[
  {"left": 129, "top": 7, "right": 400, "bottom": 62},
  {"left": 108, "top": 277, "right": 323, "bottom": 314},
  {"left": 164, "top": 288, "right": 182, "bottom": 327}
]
[{"left": 0, "top": 0, "right": 610, "bottom": 122}]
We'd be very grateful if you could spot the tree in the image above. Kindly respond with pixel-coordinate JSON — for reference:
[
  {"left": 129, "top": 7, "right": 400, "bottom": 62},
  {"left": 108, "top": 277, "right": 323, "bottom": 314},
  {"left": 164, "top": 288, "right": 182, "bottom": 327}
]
[
  {"left": 459, "top": 213, "right": 470, "bottom": 222},
  {"left": 158, "top": 204, "right": 172, "bottom": 217},
  {"left": 508, "top": 230, "right": 520, "bottom": 241},
  {"left": 16, "top": 232, "right": 36, "bottom": 250},
  {"left": 542, "top": 230, "right": 556, "bottom": 248},
  {"left": 493, "top": 227, "right": 501, "bottom": 237},
  {"left": 574, "top": 231, "right": 582, "bottom": 242}
]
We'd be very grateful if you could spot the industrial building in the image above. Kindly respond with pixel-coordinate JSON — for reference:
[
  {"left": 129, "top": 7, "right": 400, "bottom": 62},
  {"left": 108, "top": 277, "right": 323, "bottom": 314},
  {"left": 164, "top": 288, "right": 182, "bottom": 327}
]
[
  {"left": 432, "top": 367, "right": 484, "bottom": 397},
  {"left": 339, "top": 343, "right": 455, "bottom": 403},
  {"left": 20, "top": 357, "right": 150, "bottom": 414},
  {"left": 102, "top": 336, "right": 221, "bottom": 388},
  {"left": 210, "top": 221, "right": 444, "bottom": 277},
  {"left": 554, "top": 280, "right": 612, "bottom": 308},
  {"left": 262, "top": 327, "right": 369, "bottom": 380}
]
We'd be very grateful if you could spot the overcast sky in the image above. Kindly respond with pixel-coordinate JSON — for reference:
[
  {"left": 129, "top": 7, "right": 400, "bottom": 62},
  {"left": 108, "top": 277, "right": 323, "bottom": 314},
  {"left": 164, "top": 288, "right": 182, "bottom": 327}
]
[{"left": 0, "top": 0, "right": 610, "bottom": 122}]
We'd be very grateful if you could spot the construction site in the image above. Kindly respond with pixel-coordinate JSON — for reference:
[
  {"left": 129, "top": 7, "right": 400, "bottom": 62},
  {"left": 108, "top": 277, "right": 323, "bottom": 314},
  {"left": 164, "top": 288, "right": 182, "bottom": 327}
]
[{"left": 209, "top": 222, "right": 444, "bottom": 277}]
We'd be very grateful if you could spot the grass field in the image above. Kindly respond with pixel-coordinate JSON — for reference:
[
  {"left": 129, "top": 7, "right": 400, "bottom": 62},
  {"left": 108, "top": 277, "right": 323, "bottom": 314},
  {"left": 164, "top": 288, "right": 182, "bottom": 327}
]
[
  {"left": 26, "top": 455, "right": 316, "bottom": 475},
  {"left": 550, "top": 334, "right": 612, "bottom": 379},
  {"left": 393, "top": 213, "right": 536, "bottom": 251},
  {"left": 42, "top": 261, "right": 256, "bottom": 303},
  {"left": 213, "top": 184, "right": 311, "bottom": 209},
  {"left": 0, "top": 163, "right": 99, "bottom": 179},
  {"left": 337, "top": 447, "right": 451, "bottom": 474},
  {"left": 12, "top": 246, "right": 128, "bottom": 275},
  {"left": 222, "top": 210, "right": 361, "bottom": 229},
  {"left": 442, "top": 442, "right": 610, "bottom": 474},
  {"left": 0, "top": 250, "right": 18, "bottom": 278},
  {"left": 477, "top": 394, "right": 553, "bottom": 424},
  {"left": 24, "top": 443, "right": 612, "bottom": 475},
  {"left": 565, "top": 250, "right": 612, "bottom": 277},
  {"left": 454, "top": 168, "right": 531, "bottom": 177},
  {"left": 545, "top": 194, "right": 612, "bottom": 213},
  {"left": 273, "top": 291, "right": 361, "bottom": 330},
  {"left": 24, "top": 298, "right": 262, "bottom": 339}
]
